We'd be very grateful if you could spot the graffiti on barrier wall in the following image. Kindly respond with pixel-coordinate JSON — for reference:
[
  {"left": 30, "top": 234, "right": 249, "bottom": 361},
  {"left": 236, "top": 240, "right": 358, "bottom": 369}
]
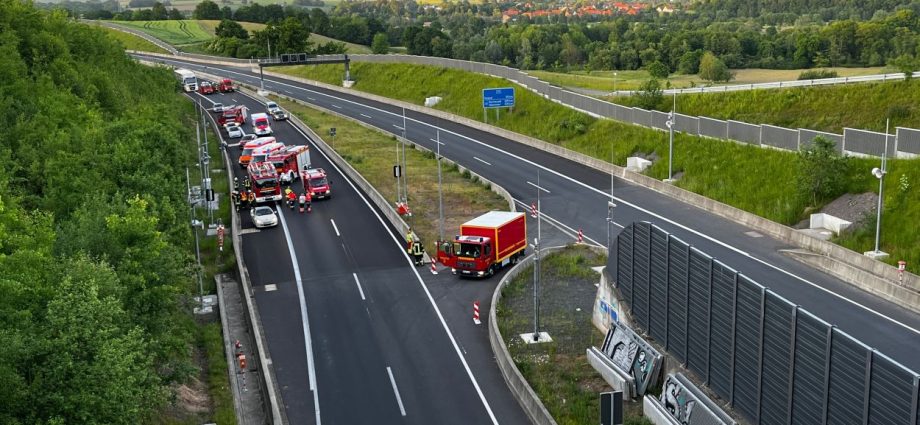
[
  {"left": 662, "top": 374, "right": 696, "bottom": 424},
  {"left": 600, "top": 322, "right": 662, "bottom": 395}
]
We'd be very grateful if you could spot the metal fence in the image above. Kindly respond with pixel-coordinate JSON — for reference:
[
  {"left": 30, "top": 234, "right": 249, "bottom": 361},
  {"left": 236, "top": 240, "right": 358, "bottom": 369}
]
[
  {"left": 343, "top": 54, "right": 920, "bottom": 158},
  {"left": 608, "top": 222, "right": 920, "bottom": 425}
]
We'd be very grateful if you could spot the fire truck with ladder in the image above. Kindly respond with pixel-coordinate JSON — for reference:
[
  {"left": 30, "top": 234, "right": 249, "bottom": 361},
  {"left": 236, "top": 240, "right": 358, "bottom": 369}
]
[{"left": 247, "top": 162, "right": 282, "bottom": 203}]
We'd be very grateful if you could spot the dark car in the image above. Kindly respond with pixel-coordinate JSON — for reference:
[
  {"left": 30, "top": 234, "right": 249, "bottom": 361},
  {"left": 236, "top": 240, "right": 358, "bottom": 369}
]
[{"left": 271, "top": 110, "right": 289, "bottom": 121}]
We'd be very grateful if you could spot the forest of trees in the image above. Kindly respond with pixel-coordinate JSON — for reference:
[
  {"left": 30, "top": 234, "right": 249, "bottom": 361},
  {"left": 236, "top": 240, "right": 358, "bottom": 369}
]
[{"left": 0, "top": 1, "right": 200, "bottom": 423}]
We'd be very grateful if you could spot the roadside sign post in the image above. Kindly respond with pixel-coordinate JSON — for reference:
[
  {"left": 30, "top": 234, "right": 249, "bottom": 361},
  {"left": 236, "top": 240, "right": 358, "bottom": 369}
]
[
  {"left": 482, "top": 87, "right": 515, "bottom": 124},
  {"left": 329, "top": 127, "right": 336, "bottom": 149}
]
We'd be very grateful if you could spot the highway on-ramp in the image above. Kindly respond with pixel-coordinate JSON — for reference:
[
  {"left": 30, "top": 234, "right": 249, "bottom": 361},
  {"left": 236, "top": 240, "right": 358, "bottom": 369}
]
[
  {"left": 160, "top": 55, "right": 920, "bottom": 374},
  {"left": 193, "top": 89, "right": 520, "bottom": 424}
]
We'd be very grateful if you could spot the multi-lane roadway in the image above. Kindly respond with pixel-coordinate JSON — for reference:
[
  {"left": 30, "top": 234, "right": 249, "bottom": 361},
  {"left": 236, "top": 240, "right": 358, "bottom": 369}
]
[
  {"left": 194, "top": 89, "right": 537, "bottom": 424},
  {"left": 165, "top": 53, "right": 920, "bottom": 422}
]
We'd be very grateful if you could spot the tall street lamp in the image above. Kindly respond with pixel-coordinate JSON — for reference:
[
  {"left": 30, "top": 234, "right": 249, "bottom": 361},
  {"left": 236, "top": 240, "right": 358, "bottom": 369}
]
[{"left": 865, "top": 119, "right": 890, "bottom": 260}]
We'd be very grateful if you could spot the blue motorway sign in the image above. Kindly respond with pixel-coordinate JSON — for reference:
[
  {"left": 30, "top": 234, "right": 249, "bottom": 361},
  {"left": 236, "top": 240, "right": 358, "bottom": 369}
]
[{"left": 482, "top": 87, "right": 515, "bottom": 108}]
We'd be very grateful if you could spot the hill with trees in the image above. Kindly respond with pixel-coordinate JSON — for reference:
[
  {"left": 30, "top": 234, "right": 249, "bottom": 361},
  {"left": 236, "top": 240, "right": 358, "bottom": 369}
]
[{"left": 0, "top": 1, "right": 202, "bottom": 423}]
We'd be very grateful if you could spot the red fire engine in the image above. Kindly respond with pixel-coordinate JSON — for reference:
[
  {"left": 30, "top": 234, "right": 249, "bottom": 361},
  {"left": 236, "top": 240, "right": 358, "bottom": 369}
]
[
  {"left": 247, "top": 161, "right": 282, "bottom": 203},
  {"left": 218, "top": 105, "right": 248, "bottom": 126},
  {"left": 198, "top": 81, "right": 216, "bottom": 95},
  {"left": 301, "top": 168, "right": 331, "bottom": 199},
  {"left": 218, "top": 78, "right": 235, "bottom": 93},
  {"left": 269, "top": 145, "right": 311, "bottom": 184}
]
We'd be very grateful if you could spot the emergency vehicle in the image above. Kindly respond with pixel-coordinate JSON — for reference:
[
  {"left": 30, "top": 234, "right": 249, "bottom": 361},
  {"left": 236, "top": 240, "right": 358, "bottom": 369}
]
[
  {"left": 217, "top": 78, "right": 235, "bottom": 93},
  {"left": 437, "top": 211, "right": 527, "bottom": 278},
  {"left": 218, "top": 105, "right": 248, "bottom": 126},
  {"left": 302, "top": 168, "right": 331, "bottom": 199},
  {"left": 198, "top": 81, "right": 215, "bottom": 95},
  {"left": 238, "top": 137, "right": 277, "bottom": 167},
  {"left": 248, "top": 142, "right": 286, "bottom": 166},
  {"left": 247, "top": 162, "right": 282, "bottom": 203},
  {"left": 268, "top": 145, "right": 311, "bottom": 184},
  {"left": 250, "top": 113, "right": 273, "bottom": 136}
]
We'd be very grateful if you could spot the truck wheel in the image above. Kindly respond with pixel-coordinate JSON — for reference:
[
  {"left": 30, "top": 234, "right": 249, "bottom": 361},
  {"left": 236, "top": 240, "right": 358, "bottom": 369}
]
[{"left": 488, "top": 265, "right": 496, "bottom": 277}]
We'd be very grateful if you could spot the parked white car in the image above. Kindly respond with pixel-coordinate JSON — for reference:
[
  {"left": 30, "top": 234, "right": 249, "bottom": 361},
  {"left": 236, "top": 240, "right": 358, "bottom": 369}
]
[
  {"left": 226, "top": 125, "right": 244, "bottom": 138},
  {"left": 250, "top": 206, "right": 278, "bottom": 228}
]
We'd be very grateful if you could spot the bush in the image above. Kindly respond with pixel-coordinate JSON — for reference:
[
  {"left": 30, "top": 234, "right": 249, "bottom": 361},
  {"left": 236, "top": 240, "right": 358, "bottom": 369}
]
[
  {"left": 636, "top": 79, "right": 664, "bottom": 110},
  {"left": 797, "top": 69, "right": 839, "bottom": 80}
]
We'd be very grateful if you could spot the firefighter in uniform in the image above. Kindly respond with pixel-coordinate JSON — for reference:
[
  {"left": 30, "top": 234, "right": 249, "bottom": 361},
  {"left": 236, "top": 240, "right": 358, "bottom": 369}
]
[
  {"left": 286, "top": 188, "right": 296, "bottom": 209},
  {"left": 239, "top": 190, "right": 248, "bottom": 209},
  {"left": 244, "top": 177, "right": 252, "bottom": 191},
  {"left": 406, "top": 228, "right": 414, "bottom": 253},
  {"left": 304, "top": 189, "right": 312, "bottom": 212},
  {"left": 298, "top": 193, "right": 306, "bottom": 213},
  {"left": 411, "top": 239, "right": 424, "bottom": 266}
]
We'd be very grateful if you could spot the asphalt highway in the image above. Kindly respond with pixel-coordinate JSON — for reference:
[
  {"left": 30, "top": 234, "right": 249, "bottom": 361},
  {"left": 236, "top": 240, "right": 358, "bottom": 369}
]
[
  {"left": 160, "top": 54, "right": 920, "bottom": 374},
  {"left": 194, "top": 89, "right": 522, "bottom": 424}
]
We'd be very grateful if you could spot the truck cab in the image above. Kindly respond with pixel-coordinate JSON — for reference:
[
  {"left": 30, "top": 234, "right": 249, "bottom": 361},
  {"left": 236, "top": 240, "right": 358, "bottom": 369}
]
[
  {"left": 302, "top": 168, "right": 331, "bottom": 199},
  {"left": 218, "top": 105, "right": 247, "bottom": 126},
  {"left": 437, "top": 211, "right": 527, "bottom": 278},
  {"left": 250, "top": 112, "right": 273, "bottom": 136},
  {"left": 218, "top": 78, "right": 235, "bottom": 93}
]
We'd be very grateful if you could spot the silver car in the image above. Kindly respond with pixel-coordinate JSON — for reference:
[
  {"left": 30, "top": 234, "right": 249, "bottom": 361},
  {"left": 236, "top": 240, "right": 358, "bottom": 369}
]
[
  {"left": 226, "top": 125, "right": 244, "bottom": 138},
  {"left": 250, "top": 206, "right": 278, "bottom": 228},
  {"left": 212, "top": 103, "right": 225, "bottom": 113}
]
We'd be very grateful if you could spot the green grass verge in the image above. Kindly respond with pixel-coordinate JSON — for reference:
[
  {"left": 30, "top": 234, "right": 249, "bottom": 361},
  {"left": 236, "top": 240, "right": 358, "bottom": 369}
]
[
  {"left": 271, "top": 62, "right": 920, "bottom": 272},
  {"left": 531, "top": 67, "right": 889, "bottom": 92},
  {"left": 272, "top": 96, "right": 509, "bottom": 251},
  {"left": 616, "top": 77, "right": 920, "bottom": 134},
  {"left": 308, "top": 33, "right": 372, "bottom": 54},
  {"left": 497, "top": 246, "right": 651, "bottom": 425},
  {"left": 115, "top": 20, "right": 214, "bottom": 45},
  {"left": 200, "top": 323, "right": 236, "bottom": 425},
  {"left": 97, "top": 25, "right": 169, "bottom": 54}
]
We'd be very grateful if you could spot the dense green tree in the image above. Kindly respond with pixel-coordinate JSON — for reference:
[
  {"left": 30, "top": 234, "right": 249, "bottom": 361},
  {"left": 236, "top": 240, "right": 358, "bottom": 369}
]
[
  {"left": 372, "top": 32, "right": 390, "bottom": 54},
  {"left": 647, "top": 61, "right": 670, "bottom": 79},
  {"left": 796, "top": 136, "right": 851, "bottom": 205},
  {"left": 193, "top": 0, "right": 221, "bottom": 20},
  {"left": 699, "top": 51, "right": 732, "bottom": 82},
  {"left": 636, "top": 79, "right": 663, "bottom": 110},
  {"left": 216, "top": 18, "right": 248, "bottom": 39}
]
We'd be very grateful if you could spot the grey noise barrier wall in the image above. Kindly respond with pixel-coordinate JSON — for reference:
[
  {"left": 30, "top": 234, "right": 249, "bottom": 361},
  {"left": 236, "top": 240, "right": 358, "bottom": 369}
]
[
  {"left": 728, "top": 120, "right": 761, "bottom": 145},
  {"left": 844, "top": 128, "right": 895, "bottom": 157},
  {"left": 608, "top": 221, "right": 920, "bottom": 425},
  {"left": 762, "top": 124, "right": 799, "bottom": 151},
  {"left": 799, "top": 129, "right": 844, "bottom": 153}
]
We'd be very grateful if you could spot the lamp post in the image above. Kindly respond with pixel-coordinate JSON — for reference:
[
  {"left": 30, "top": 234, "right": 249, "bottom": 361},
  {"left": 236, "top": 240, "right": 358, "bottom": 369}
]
[
  {"left": 866, "top": 119, "right": 890, "bottom": 259},
  {"left": 437, "top": 130, "right": 444, "bottom": 242},
  {"left": 666, "top": 92, "right": 676, "bottom": 182},
  {"left": 612, "top": 72, "right": 618, "bottom": 95}
]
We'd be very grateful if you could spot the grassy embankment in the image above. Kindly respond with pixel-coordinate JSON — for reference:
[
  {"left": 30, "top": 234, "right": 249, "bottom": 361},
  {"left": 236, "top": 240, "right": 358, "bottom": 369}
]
[
  {"left": 97, "top": 25, "right": 170, "bottom": 53},
  {"left": 272, "top": 62, "right": 919, "bottom": 271},
  {"left": 114, "top": 19, "right": 372, "bottom": 54},
  {"left": 272, "top": 97, "right": 508, "bottom": 250},
  {"left": 616, "top": 77, "right": 920, "bottom": 134},
  {"left": 531, "top": 67, "right": 890, "bottom": 92},
  {"left": 170, "top": 118, "right": 236, "bottom": 425},
  {"left": 498, "top": 245, "right": 650, "bottom": 425}
]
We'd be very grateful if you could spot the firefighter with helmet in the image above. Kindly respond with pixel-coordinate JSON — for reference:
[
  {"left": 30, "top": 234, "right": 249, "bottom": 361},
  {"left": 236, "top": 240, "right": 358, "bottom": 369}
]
[
  {"left": 285, "top": 188, "right": 296, "bottom": 209},
  {"left": 411, "top": 238, "right": 424, "bottom": 266},
  {"left": 298, "top": 192, "right": 306, "bottom": 213}
]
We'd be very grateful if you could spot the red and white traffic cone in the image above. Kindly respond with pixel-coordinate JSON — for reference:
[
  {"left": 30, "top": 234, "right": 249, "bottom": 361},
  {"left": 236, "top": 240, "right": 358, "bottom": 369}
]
[
  {"left": 430, "top": 259, "right": 438, "bottom": 275},
  {"left": 473, "top": 301, "right": 481, "bottom": 325},
  {"left": 530, "top": 202, "right": 537, "bottom": 218},
  {"left": 577, "top": 229, "right": 584, "bottom": 244}
]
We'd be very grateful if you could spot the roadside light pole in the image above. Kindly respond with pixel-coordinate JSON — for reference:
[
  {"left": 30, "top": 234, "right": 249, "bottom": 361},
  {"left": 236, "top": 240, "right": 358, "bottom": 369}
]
[
  {"left": 532, "top": 236, "right": 540, "bottom": 342},
  {"left": 867, "top": 119, "right": 890, "bottom": 259},
  {"left": 613, "top": 72, "right": 618, "bottom": 95},
  {"left": 666, "top": 92, "right": 676, "bottom": 182},
  {"left": 437, "top": 130, "right": 444, "bottom": 242}
]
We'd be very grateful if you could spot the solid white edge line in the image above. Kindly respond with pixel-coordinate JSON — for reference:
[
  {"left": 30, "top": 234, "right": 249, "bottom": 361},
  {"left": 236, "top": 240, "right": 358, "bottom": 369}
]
[
  {"left": 386, "top": 367, "right": 407, "bottom": 416},
  {"left": 277, "top": 107, "right": 500, "bottom": 424},
  {"left": 353, "top": 272, "right": 366, "bottom": 301},
  {"left": 171, "top": 58, "right": 920, "bottom": 337},
  {"left": 473, "top": 156, "right": 492, "bottom": 166},
  {"left": 526, "top": 181, "right": 551, "bottom": 194},
  {"left": 276, "top": 203, "right": 322, "bottom": 425},
  {"left": 330, "top": 218, "right": 340, "bottom": 237}
]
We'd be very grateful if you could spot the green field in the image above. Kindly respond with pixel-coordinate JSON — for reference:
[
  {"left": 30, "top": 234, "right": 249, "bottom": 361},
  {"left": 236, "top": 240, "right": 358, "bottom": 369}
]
[
  {"left": 616, "top": 77, "right": 920, "bottom": 134},
  {"left": 114, "top": 19, "right": 371, "bottom": 54},
  {"left": 97, "top": 25, "right": 169, "bottom": 54},
  {"left": 115, "top": 20, "right": 215, "bottom": 45},
  {"left": 531, "top": 67, "right": 890, "bottom": 92},
  {"left": 272, "top": 62, "right": 920, "bottom": 271}
]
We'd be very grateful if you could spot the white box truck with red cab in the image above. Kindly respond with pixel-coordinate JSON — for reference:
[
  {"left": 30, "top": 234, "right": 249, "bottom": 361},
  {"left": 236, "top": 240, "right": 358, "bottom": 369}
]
[
  {"left": 437, "top": 211, "right": 527, "bottom": 278},
  {"left": 250, "top": 112, "right": 273, "bottom": 136}
]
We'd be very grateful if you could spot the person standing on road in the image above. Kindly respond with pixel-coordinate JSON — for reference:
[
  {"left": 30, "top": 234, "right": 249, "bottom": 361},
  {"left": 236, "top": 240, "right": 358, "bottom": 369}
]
[
  {"left": 412, "top": 239, "right": 424, "bottom": 266},
  {"left": 298, "top": 193, "right": 306, "bottom": 213}
]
